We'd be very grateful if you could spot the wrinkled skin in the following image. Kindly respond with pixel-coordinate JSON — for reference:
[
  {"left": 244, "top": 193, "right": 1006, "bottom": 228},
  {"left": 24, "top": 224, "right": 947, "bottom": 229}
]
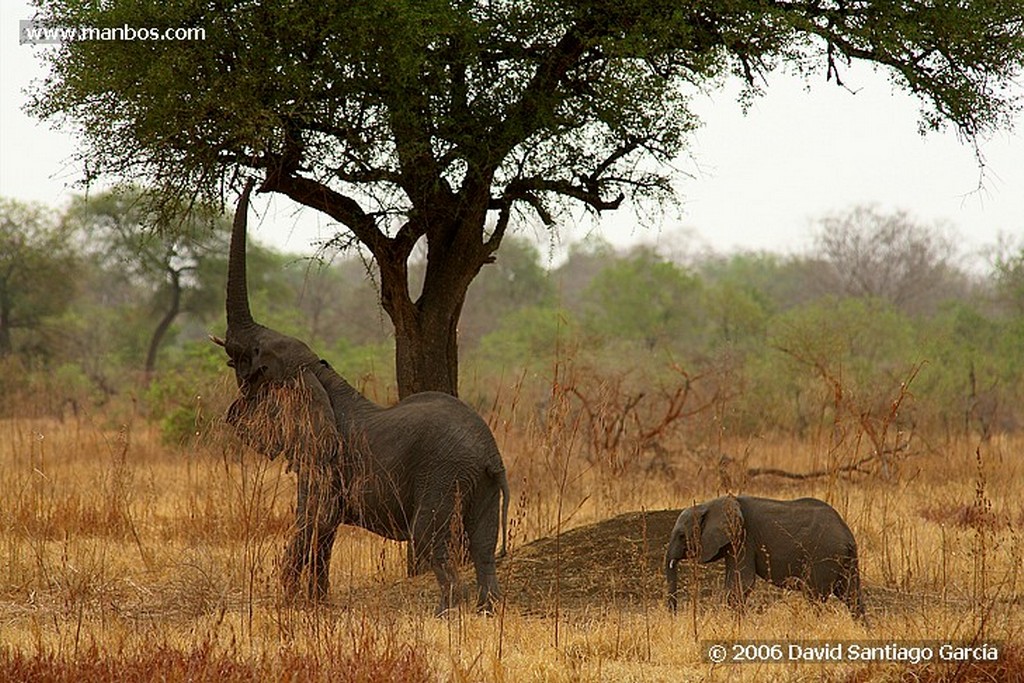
[
  {"left": 219, "top": 181, "right": 509, "bottom": 615},
  {"left": 665, "top": 496, "right": 863, "bottom": 617}
]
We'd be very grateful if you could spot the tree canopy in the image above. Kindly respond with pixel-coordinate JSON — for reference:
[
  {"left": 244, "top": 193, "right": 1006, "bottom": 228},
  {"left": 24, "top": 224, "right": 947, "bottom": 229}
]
[{"left": 29, "top": 0, "right": 1024, "bottom": 396}]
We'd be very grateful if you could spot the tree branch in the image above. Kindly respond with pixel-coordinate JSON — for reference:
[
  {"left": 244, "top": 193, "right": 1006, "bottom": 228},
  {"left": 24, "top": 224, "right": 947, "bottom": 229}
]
[
  {"left": 259, "top": 171, "right": 389, "bottom": 256},
  {"left": 501, "top": 176, "right": 625, "bottom": 218},
  {"left": 491, "top": 23, "right": 591, "bottom": 160}
]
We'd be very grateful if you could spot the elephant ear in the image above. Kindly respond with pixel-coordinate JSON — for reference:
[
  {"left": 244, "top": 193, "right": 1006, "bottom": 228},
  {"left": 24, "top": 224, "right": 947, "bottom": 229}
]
[
  {"left": 227, "top": 366, "right": 338, "bottom": 469},
  {"left": 699, "top": 496, "right": 745, "bottom": 563}
]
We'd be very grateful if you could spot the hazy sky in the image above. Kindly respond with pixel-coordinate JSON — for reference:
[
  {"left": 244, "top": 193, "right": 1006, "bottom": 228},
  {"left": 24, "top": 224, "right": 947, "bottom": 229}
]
[{"left": 2, "top": 0, "right": 1022, "bottom": 264}]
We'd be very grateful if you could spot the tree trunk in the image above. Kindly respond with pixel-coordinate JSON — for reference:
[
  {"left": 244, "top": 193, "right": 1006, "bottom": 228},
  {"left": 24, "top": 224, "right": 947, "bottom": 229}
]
[
  {"left": 378, "top": 218, "right": 486, "bottom": 399},
  {"left": 260, "top": 171, "right": 498, "bottom": 400},
  {"left": 144, "top": 270, "right": 182, "bottom": 378},
  {"left": 382, "top": 256, "right": 472, "bottom": 399},
  {"left": 0, "top": 313, "right": 10, "bottom": 357},
  {"left": 390, "top": 296, "right": 464, "bottom": 399}
]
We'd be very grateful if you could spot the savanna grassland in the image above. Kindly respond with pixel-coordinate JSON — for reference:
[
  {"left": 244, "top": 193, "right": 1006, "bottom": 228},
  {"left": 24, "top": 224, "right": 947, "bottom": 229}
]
[{"left": 1, "top": 374, "right": 1021, "bottom": 683}]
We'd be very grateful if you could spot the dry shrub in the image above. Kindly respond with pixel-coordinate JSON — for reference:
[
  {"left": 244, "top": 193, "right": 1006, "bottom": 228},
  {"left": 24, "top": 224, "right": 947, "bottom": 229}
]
[{"left": 559, "top": 361, "right": 726, "bottom": 474}]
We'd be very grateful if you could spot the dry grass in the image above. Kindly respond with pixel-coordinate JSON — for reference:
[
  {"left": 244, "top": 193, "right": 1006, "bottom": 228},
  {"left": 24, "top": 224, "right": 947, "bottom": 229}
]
[{"left": 1, "top": 400, "right": 1022, "bottom": 682}]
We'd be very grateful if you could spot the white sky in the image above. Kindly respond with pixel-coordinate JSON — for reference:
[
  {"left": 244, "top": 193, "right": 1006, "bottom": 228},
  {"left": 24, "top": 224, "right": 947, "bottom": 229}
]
[{"left": 2, "top": 0, "right": 1022, "bottom": 266}]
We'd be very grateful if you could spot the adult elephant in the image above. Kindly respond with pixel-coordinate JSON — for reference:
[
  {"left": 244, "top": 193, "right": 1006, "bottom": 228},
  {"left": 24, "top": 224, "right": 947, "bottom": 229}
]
[
  {"left": 665, "top": 496, "right": 863, "bottom": 617},
  {"left": 216, "top": 180, "right": 509, "bottom": 615}
]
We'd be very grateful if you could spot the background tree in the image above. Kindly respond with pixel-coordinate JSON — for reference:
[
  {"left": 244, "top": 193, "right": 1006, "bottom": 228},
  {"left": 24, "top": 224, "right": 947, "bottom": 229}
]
[
  {"left": 0, "top": 198, "right": 78, "bottom": 357},
  {"left": 993, "top": 239, "right": 1024, "bottom": 316},
  {"left": 582, "top": 246, "right": 701, "bottom": 351},
  {"left": 552, "top": 237, "right": 617, "bottom": 312},
  {"left": 289, "top": 256, "right": 392, "bottom": 351},
  {"left": 810, "top": 205, "right": 967, "bottom": 315},
  {"left": 460, "top": 236, "right": 554, "bottom": 348},
  {"left": 698, "top": 252, "right": 783, "bottom": 348},
  {"left": 65, "top": 188, "right": 229, "bottom": 377},
  {"left": 30, "top": 1, "right": 1024, "bottom": 397}
]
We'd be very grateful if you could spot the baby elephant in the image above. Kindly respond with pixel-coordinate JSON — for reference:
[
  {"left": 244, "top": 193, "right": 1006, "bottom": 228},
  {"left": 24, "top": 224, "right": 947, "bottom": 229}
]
[{"left": 665, "top": 496, "right": 863, "bottom": 617}]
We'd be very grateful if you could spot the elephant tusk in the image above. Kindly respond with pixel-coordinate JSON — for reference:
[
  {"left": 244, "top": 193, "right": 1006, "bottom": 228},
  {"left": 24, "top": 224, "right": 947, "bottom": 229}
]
[
  {"left": 668, "top": 558, "right": 677, "bottom": 570},
  {"left": 209, "top": 335, "right": 226, "bottom": 347}
]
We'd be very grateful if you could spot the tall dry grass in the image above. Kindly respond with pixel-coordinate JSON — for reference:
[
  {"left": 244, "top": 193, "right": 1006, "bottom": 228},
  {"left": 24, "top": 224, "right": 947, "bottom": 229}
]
[{"left": 1, "top": 380, "right": 1022, "bottom": 682}]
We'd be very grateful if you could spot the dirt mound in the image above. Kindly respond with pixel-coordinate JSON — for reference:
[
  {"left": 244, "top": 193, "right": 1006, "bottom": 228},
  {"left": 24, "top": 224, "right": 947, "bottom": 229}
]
[
  {"left": 498, "top": 509, "right": 717, "bottom": 614},
  {"left": 348, "top": 508, "right": 724, "bottom": 615}
]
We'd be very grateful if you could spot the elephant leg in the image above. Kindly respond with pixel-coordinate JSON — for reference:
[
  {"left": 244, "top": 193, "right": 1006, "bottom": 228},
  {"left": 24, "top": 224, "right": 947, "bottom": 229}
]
[
  {"left": 426, "top": 527, "right": 460, "bottom": 616},
  {"left": 431, "top": 552, "right": 460, "bottom": 617},
  {"left": 471, "top": 556, "right": 500, "bottom": 615},
  {"left": 836, "top": 562, "right": 865, "bottom": 618},
  {"left": 723, "top": 550, "right": 756, "bottom": 607},
  {"left": 405, "top": 509, "right": 432, "bottom": 577},
  {"left": 282, "top": 531, "right": 305, "bottom": 598},
  {"left": 309, "top": 524, "right": 338, "bottom": 600},
  {"left": 405, "top": 508, "right": 417, "bottom": 577},
  {"left": 282, "top": 469, "right": 312, "bottom": 598},
  {"left": 466, "top": 490, "right": 501, "bottom": 614},
  {"left": 284, "top": 466, "right": 339, "bottom": 601},
  {"left": 413, "top": 504, "right": 461, "bottom": 616},
  {"left": 800, "top": 561, "right": 829, "bottom": 603}
]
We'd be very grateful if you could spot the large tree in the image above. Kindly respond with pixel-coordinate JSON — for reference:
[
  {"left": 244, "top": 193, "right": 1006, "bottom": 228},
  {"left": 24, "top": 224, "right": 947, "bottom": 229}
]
[{"left": 29, "top": 0, "right": 1023, "bottom": 397}]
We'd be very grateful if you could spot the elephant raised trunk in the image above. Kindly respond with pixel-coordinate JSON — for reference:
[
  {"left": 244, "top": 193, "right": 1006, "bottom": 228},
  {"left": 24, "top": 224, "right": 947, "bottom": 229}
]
[{"left": 226, "top": 178, "right": 257, "bottom": 336}]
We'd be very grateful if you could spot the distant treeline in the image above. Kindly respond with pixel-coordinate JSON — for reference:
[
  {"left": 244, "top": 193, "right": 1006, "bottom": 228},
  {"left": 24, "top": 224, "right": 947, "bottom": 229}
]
[{"left": 2, "top": 195, "right": 1022, "bottom": 443}]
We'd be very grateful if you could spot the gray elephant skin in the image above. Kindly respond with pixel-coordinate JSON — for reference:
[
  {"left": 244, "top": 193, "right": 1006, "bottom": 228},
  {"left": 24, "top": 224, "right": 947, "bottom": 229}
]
[
  {"left": 216, "top": 181, "right": 510, "bottom": 615},
  {"left": 665, "top": 496, "right": 863, "bottom": 617}
]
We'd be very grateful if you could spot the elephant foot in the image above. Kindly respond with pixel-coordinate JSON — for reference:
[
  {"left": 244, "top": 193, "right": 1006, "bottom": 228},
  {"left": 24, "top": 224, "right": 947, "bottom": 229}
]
[
  {"left": 281, "top": 573, "right": 330, "bottom": 606},
  {"left": 432, "top": 581, "right": 458, "bottom": 618},
  {"left": 475, "top": 587, "right": 500, "bottom": 616},
  {"left": 434, "top": 581, "right": 481, "bottom": 617},
  {"left": 434, "top": 594, "right": 459, "bottom": 618},
  {"left": 475, "top": 598, "right": 496, "bottom": 616},
  {"left": 280, "top": 589, "right": 330, "bottom": 608}
]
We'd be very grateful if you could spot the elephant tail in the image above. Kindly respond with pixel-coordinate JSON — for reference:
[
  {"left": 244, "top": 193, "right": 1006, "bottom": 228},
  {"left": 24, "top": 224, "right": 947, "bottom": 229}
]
[{"left": 494, "top": 465, "right": 510, "bottom": 559}]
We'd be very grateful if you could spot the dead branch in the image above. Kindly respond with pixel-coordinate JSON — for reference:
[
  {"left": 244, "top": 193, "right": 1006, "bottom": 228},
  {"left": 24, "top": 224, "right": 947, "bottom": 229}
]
[{"left": 745, "top": 448, "right": 902, "bottom": 481}]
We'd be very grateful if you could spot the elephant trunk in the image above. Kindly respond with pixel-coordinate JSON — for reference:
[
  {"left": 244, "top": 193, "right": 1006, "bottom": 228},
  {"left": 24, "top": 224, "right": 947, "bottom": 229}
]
[
  {"left": 226, "top": 179, "right": 257, "bottom": 334},
  {"left": 666, "top": 550, "right": 680, "bottom": 613}
]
